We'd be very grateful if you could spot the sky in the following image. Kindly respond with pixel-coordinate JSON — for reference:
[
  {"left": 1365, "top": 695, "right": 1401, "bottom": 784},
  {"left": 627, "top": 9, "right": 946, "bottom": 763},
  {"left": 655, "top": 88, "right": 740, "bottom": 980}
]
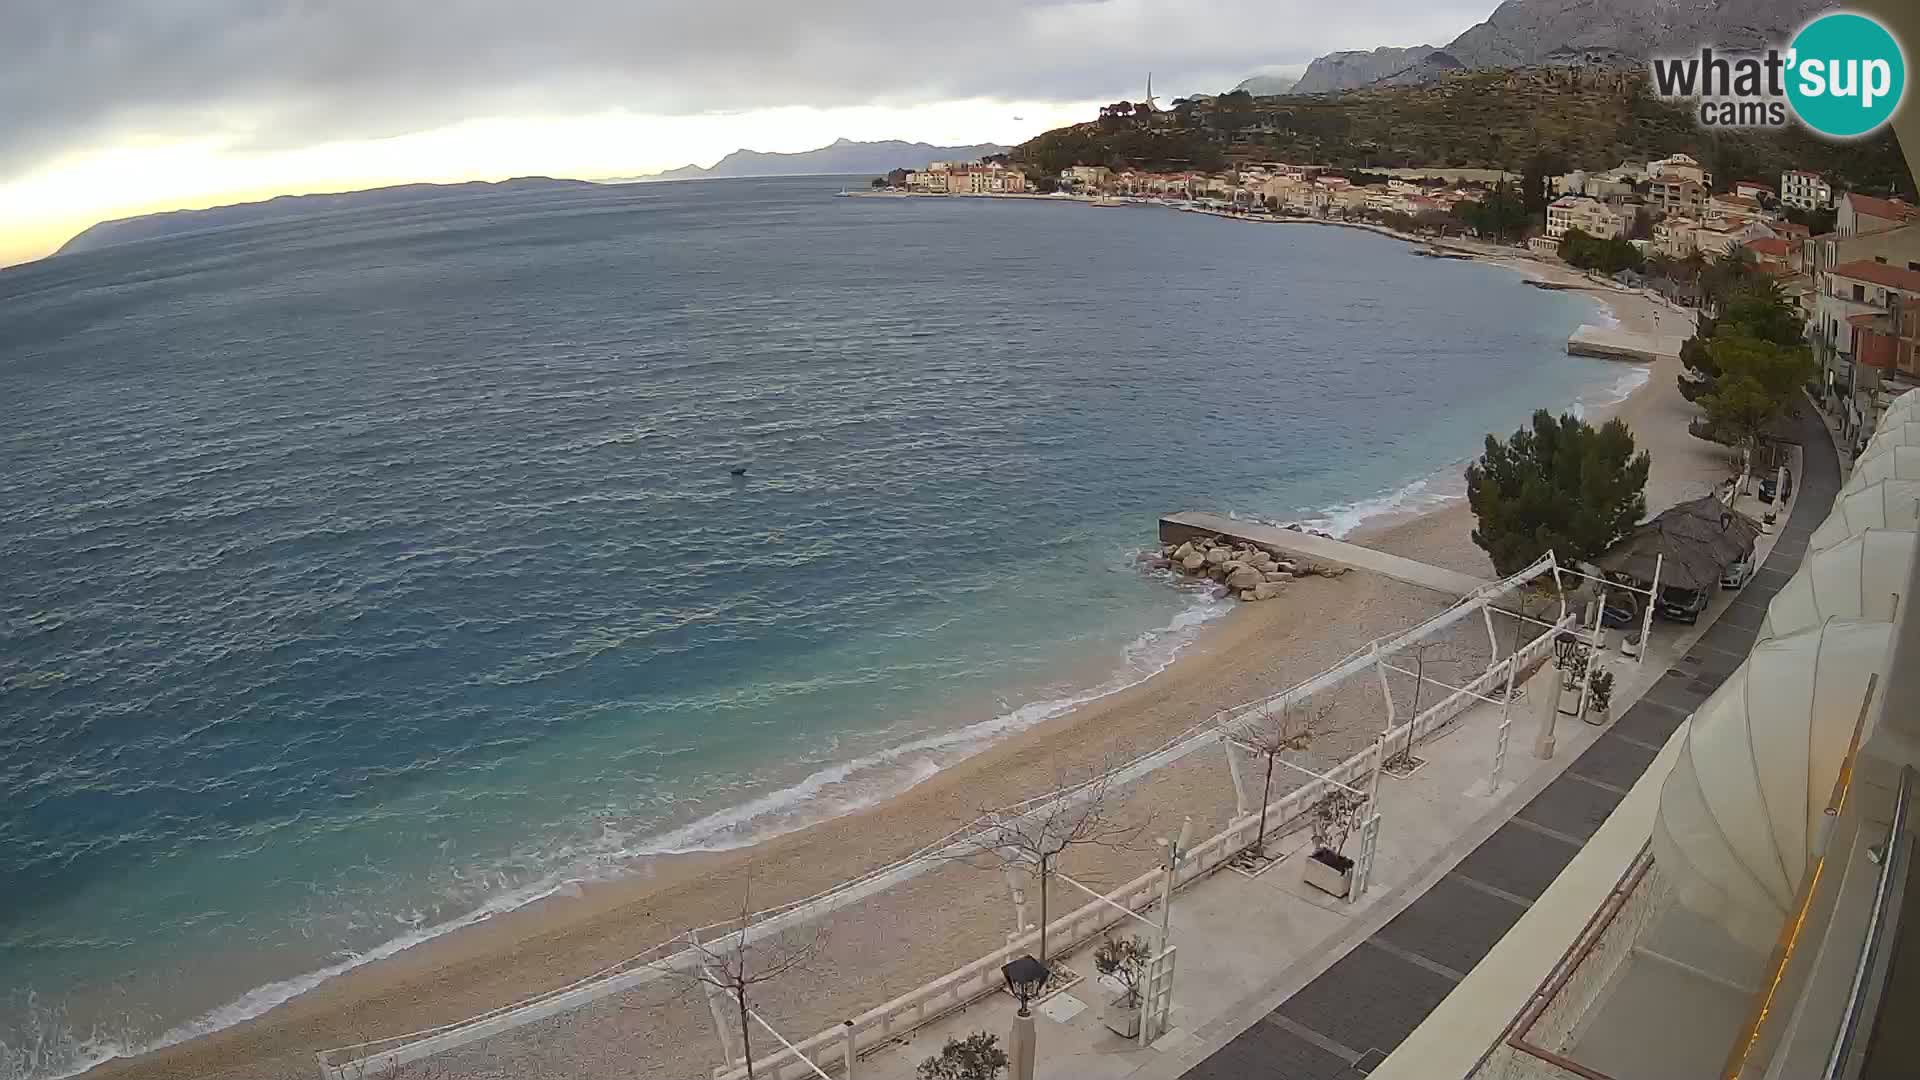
[{"left": 0, "top": 0, "right": 1495, "bottom": 267}]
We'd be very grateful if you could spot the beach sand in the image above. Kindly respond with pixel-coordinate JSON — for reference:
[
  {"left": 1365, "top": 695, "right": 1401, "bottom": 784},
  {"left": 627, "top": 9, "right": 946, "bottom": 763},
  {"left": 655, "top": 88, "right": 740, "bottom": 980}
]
[{"left": 85, "top": 240, "right": 1731, "bottom": 1080}]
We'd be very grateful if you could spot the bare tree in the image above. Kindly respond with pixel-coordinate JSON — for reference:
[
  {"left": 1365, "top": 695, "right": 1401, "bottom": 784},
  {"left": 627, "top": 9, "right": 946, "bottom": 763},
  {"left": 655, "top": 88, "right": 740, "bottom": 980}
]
[
  {"left": 670, "top": 873, "right": 827, "bottom": 1080},
  {"left": 952, "top": 763, "right": 1145, "bottom": 973},
  {"left": 1391, "top": 638, "right": 1470, "bottom": 770},
  {"left": 1224, "top": 695, "right": 1330, "bottom": 858}
]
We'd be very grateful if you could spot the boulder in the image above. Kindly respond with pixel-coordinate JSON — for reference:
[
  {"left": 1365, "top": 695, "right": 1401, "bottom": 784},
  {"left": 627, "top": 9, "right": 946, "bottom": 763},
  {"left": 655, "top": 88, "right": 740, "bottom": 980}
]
[
  {"left": 1226, "top": 566, "right": 1265, "bottom": 591},
  {"left": 1148, "top": 557, "right": 1172, "bottom": 570},
  {"left": 1264, "top": 571, "right": 1294, "bottom": 583},
  {"left": 1173, "top": 541, "right": 1196, "bottom": 561},
  {"left": 1182, "top": 553, "right": 1206, "bottom": 572},
  {"left": 1253, "top": 582, "right": 1283, "bottom": 600},
  {"left": 1239, "top": 589, "right": 1259, "bottom": 602},
  {"left": 1205, "top": 547, "right": 1232, "bottom": 566}
]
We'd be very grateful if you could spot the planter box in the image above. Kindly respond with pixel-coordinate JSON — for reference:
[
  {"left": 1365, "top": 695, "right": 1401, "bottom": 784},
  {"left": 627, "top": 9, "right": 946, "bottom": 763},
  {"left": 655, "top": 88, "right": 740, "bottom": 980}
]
[
  {"left": 1303, "top": 848, "right": 1354, "bottom": 898},
  {"left": 1103, "top": 994, "right": 1142, "bottom": 1039}
]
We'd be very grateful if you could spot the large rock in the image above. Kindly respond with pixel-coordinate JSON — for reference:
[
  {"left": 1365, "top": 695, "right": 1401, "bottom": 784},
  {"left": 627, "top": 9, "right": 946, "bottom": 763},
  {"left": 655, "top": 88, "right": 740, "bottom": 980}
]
[
  {"left": 1253, "top": 582, "right": 1283, "bottom": 600},
  {"left": 1173, "top": 541, "right": 1196, "bottom": 561},
  {"left": 1182, "top": 553, "right": 1206, "bottom": 572},
  {"left": 1226, "top": 566, "right": 1265, "bottom": 591},
  {"left": 1264, "top": 571, "right": 1294, "bottom": 583},
  {"left": 1205, "top": 547, "right": 1232, "bottom": 566}
]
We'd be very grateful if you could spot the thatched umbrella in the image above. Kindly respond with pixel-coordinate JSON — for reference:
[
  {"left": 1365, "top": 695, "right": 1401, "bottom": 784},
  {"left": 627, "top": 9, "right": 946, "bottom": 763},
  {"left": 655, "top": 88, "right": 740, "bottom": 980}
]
[{"left": 1599, "top": 495, "right": 1763, "bottom": 593}]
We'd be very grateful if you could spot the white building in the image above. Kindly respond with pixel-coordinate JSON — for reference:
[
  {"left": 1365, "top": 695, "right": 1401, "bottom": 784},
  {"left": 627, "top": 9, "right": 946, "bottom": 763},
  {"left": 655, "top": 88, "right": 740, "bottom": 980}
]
[
  {"left": 1781, "top": 169, "right": 1833, "bottom": 210},
  {"left": 1546, "top": 196, "right": 1627, "bottom": 240}
]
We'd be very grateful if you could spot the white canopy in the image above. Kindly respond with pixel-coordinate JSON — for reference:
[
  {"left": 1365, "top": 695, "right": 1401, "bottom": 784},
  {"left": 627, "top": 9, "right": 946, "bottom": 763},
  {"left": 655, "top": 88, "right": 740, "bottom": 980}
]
[
  {"left": 1759, "top": 530, "right": 1916, "bottom": 641},
  {"left": 1843, "top": 445, "right": 1920, "bottom": 495},
  {"left": 1882, "top": 388, "right": 1920, "bottom": 425},
  {"left": 1808, "top": 479, "right": 1920, "bottom": 552},
  {"left": 1862, "top": 422, "right": 1920, "bottom": 458},
  {"left": 1652, "top": 619, "right": 1894, "bottom": 948}
]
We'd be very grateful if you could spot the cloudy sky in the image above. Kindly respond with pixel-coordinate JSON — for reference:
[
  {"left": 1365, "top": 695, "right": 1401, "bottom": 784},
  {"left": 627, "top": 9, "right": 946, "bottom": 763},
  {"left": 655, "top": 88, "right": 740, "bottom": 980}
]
[{"left": 0, "top": 0, "right": 1493, "bottom": 265}]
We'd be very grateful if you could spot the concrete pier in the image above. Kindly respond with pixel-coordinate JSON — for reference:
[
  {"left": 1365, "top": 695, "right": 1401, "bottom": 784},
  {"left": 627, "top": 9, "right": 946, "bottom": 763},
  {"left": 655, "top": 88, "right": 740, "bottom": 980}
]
[
  {"left": 1159, "top": 511, "right": 1493, "bottom": 596},
  {"left": 1566, "top": 323, "right": 1687, "bottom": 363}
]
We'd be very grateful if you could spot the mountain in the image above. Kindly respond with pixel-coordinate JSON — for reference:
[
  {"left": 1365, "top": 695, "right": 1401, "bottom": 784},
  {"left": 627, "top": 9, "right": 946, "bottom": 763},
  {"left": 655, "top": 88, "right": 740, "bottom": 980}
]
[
  {"left": 1293, "top": 46, "right": 1441, "bottom": 94},
  {"left": 57, "top": 177, "right": 593, "bottom": 256},
  {"left": 645, "top": 138, "right": 1010, "bottom": 181},
  {"left": 1233, "top": 72, "right": 1300, "bottom": 96},
  {"left": 1288, "top": 0, "right": 1835, "bottom": 94}
]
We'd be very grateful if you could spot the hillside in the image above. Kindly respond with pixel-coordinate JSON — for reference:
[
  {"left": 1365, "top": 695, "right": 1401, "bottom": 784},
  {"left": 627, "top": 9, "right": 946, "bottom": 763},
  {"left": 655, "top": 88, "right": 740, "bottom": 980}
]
[
  {"left": 1011, "top": 69, "right": 1914, "bottom": 198},
  {"left": 647, "top": 138, "right": 1009, "bottom": 181},
  {"left": 57, "top": 177, "right": 593, "bottom": 256},
  {"left": 1283, "top": 0, "right": 1835, "bottom": 92},
  {"left": 1294, "top": 47, "right": 1440, "bottom": 94}
]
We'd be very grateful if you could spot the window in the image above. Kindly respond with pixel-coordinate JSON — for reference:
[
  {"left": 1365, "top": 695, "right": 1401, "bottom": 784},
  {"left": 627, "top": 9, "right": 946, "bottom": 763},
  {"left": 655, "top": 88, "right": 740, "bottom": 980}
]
[{"left": 1854, "top": 284, "right": 1867, "bottom": 302}]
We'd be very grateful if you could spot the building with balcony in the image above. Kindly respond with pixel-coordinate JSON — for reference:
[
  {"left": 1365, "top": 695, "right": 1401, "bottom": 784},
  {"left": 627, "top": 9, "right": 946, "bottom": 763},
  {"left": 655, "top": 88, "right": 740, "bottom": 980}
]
[
  {"left": 1783, "top": 169, "right": 1834, "bottom": 210},
  {"left": 1652, "top": 178, "right": 1709, "bottom": 217},
  {"left": 1546, "top": 196, "right": 1626, "bottom": 240}
]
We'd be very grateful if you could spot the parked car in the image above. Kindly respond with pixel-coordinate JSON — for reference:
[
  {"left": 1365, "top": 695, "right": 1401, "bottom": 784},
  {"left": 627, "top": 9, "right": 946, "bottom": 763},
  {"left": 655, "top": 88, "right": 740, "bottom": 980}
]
[
  {"left": 1759, "top": 476, "right": 1778, "bottom": 503},
  {"left": 1662, "top": 585, "right": 1710, "bottom": 623},
  {"left": 1721, "top": 552, "right": 1754, "bottom": 589},
  {"left": 1599, "top": 596, "right": 1639, "bottom": 629}
]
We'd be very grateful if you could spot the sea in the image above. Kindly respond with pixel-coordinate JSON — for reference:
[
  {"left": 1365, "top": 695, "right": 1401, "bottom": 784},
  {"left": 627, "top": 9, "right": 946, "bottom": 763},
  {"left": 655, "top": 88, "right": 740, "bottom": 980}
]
[{"left": 0, "top": 176, "right": 1640, "bottom": 1077}]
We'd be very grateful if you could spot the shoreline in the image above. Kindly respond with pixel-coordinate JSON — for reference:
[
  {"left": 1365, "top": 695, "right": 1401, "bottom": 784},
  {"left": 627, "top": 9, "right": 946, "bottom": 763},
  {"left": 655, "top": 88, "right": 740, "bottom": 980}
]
[{"left": 77, "top": 213, "right": 1707, "bottom": 1080}]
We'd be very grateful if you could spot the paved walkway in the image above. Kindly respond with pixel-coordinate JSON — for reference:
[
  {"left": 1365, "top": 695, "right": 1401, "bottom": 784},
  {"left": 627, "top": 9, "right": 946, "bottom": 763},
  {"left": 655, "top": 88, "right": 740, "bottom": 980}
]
[
  {"left": 1170, "top": 403, "right": 1841, "bottom": 1079},
  {"left": 1159, "top": 512, "right": 1492, "bottom": 597}
]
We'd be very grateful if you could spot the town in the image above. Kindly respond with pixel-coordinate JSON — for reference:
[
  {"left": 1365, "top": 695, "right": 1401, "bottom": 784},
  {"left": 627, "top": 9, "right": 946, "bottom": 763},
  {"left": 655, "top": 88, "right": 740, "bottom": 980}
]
[{"left": 875, "top": 149, "right": 1917, "bottom": 456}]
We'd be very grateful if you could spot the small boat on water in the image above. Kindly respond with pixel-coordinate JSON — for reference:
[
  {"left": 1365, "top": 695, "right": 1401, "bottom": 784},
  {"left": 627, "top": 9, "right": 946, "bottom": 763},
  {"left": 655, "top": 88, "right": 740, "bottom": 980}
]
[{"left": 1089, "top": 197, "right": 1127, "bottom": 207}]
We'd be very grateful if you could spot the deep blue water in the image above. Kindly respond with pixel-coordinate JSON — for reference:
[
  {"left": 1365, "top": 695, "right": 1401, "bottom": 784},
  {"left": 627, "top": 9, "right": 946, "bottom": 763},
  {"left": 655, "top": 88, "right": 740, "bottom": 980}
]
[{"left": 0, "top": 176, "right": 1624, "bottom": 1075}]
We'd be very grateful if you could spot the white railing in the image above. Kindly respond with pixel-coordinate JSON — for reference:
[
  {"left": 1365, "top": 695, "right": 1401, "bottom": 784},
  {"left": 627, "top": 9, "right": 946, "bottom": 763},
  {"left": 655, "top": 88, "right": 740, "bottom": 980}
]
[
  {"left": 319, "top": 554, "right": 1567, "bottom": 1079},
  {"left": 716, "top": 608, "right": 1573, "bottom": 1080}
]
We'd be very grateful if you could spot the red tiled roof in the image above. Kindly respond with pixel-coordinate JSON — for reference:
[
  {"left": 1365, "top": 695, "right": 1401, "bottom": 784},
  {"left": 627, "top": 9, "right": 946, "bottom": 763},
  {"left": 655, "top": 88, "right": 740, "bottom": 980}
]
[
  {"left": 1850, "top": 194, "right": 1920, "bottom": 222},
  {"left": 1746, "top": 237, "right": 1792, "bottom": 256},
  {"left": 1831, "top": 259, "right": 1920, "bottom": 293},
  {"left": 1773, "top": 222, "right": 1811, "bottom": 240}
]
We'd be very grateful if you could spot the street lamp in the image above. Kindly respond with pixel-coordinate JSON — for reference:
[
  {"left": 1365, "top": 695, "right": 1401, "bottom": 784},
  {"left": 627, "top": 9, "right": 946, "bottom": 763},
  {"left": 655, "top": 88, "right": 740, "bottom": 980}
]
[
  {"left": 1001, "top": 954, "right": 1048, "bottom": 1016},
  {"left": 1001, "top": 954, "right": 1048, "bottom": 1080}
]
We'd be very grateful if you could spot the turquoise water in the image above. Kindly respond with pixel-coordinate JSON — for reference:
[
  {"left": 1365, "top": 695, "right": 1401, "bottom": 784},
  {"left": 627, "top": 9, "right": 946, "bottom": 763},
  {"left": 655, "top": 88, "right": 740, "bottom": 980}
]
[{"left": 0, "top": 176, "right": 1629, "bottom": 1076}]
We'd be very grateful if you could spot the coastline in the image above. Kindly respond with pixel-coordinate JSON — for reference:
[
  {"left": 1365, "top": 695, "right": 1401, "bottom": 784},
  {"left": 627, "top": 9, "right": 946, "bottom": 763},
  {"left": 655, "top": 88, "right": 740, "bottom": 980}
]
[{"left": 79, "top": 216, "right": 1716, "bottom": 1080}]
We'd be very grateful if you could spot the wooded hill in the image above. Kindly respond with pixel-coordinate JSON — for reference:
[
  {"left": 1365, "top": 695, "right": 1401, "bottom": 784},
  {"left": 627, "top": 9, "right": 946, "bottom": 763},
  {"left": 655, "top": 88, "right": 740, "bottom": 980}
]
[{"left": 1012, "top": 67, "right": 1913, "bottom": 198}]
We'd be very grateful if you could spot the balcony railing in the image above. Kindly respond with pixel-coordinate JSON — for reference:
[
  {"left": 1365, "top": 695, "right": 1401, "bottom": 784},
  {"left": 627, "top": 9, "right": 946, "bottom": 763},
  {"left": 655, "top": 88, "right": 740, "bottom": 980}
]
[{"left": 1471, "top": 846, "right": 1666, "bottom": 1080}]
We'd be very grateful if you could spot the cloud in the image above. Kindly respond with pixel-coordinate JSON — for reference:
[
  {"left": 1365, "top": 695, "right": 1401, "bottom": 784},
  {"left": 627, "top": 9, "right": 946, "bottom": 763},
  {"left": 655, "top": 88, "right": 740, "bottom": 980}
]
[{"left": 0, "top": 0, "right": 1489, "bottom": 179}]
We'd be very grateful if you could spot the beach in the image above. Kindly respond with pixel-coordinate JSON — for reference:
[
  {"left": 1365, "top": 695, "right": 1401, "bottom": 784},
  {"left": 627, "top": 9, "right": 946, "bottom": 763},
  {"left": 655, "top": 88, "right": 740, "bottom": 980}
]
[{"left": 78, "top": 226, "right": 1729, "bottom": 1080}]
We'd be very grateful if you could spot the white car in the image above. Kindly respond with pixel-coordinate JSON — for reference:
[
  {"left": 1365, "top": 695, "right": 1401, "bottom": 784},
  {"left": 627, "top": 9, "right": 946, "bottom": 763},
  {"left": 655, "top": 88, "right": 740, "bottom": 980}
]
[{"left": 1721, "top": 553, "right": 1753, "bottom": 589}]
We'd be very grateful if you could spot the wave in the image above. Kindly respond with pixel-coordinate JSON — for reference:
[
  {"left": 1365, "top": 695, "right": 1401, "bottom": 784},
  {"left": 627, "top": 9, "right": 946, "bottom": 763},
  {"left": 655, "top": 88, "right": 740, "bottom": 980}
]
[
  {"left": 22, "top": 587, "right": 1232, "bottom": 1079},
  {"left": 1290, "top": 472, "right": 1467, "bottom": 539},
  {"left": 636, "top": 589, "right": 1231, "bottom": 854}
]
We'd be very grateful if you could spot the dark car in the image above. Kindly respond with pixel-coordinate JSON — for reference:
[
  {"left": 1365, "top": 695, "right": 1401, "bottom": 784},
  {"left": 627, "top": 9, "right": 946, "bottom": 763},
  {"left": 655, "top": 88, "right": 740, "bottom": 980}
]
[{"left": 1662, "top": 585, "right": 1710, "bottom": 623}]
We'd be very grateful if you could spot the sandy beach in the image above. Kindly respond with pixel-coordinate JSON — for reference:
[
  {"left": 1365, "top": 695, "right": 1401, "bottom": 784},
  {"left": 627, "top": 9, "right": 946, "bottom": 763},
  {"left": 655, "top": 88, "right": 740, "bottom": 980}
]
[{"left": 85, "top": 231, "right": 1732, "bottom": 1080}]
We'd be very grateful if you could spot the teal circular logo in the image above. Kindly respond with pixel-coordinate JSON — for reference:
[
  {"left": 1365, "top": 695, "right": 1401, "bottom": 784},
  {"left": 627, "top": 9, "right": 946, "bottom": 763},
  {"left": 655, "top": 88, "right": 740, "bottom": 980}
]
[{"left": 1787, "top": 12, "right": 1906, "bottom": 138}]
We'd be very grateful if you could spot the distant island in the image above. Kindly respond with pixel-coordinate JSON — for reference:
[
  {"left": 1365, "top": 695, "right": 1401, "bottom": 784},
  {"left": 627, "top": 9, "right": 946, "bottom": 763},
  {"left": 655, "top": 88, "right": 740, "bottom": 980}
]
[
  {"left": 633, "top": 138, "right": 1011, "bottom": 182},
  {"left": 56, "top": 177, "right": 594, "bottom": 257}
]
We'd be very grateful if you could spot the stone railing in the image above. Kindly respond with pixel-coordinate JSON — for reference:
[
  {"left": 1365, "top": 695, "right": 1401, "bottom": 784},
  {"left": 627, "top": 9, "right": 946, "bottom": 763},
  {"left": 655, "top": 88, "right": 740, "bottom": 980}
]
[{"left": 1472, "top": 847, "right": 1667, "bottom": 1080}]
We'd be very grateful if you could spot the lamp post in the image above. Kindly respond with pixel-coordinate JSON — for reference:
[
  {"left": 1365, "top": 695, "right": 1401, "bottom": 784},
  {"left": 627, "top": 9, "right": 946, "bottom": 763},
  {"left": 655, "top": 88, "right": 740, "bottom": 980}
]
[{"left": 1002, "top": 954, "right": 1048, "bottom": 1080}]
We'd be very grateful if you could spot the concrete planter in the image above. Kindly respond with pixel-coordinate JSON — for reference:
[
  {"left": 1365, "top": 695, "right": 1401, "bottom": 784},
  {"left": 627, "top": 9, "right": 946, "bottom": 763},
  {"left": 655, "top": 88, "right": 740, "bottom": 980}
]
[
  {"left": 1103, "top": 993, "right": 1142, "bottom": 1039},
  {"left": 1303, "top": 848, "right": 1354, "bottom": 898}
]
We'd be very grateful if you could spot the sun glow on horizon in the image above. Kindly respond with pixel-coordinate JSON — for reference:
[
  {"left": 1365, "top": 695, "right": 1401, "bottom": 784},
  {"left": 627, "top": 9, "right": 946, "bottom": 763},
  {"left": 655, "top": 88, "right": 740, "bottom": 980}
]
[{"left": 0, "top": 99, "right": 1099, "bottom": 268}]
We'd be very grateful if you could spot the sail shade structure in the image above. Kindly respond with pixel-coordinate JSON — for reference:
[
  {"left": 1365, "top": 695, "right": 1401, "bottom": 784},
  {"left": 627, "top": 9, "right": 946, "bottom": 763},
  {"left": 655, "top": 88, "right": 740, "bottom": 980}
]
[
  {"left": 1881, "top": 388, "right": 1920, "bottom": 426},
  {"left": 1843, "top": 446, "right": 1920, "bottom": 495},
  {"left": 1759, "top": 531, "right": 1916, "bottom": 641},
  {"left": 1809, "top": 479, "right": 1920, "bottom": 552},
  {"left": 1862, "top": 422, "right": 1920, "bottom": 459},
  {"left": 1653, "top": 619, "right": 1894, "bottom": 948},
  {"left": 1598, "top": 495, "right": 1761, "bottom": 592}
]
